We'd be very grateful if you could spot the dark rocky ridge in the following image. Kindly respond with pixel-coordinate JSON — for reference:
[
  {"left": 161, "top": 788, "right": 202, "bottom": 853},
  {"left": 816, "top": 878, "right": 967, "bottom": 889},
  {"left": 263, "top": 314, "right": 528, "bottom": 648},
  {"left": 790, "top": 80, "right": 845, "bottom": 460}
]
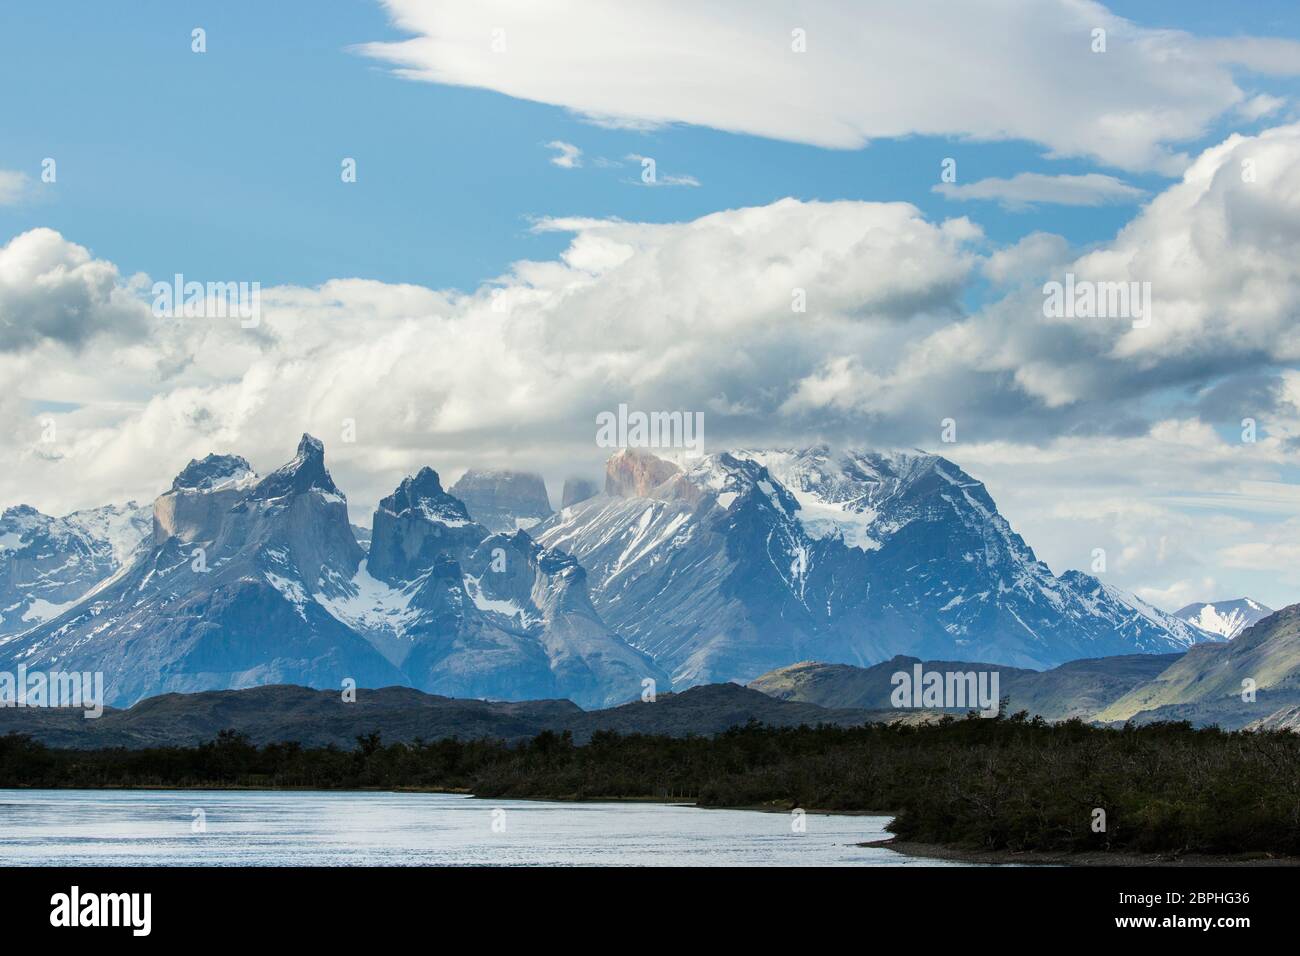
[{"left": 0, "top": 681, "right": 910, "bottom": 749}]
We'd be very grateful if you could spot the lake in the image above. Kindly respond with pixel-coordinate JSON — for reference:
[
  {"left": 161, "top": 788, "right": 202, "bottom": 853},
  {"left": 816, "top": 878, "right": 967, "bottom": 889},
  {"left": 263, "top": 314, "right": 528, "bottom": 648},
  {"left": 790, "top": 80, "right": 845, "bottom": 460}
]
[{"left": 0, "top": 789, "right": 972, "bottom": 866}]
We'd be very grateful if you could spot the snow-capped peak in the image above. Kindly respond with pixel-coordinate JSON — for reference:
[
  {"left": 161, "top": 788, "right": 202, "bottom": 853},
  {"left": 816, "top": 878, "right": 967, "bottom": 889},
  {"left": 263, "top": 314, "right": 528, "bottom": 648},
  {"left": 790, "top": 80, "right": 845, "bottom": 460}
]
[
  {"left": 1175, "top": 598, "right": 1274, "bottom": 640},
  {"left": 380, "top": 467, "right": 472, "bottom": 526},
  {"left": 170, "top": 453, "right": 257, "bottom": 493}
]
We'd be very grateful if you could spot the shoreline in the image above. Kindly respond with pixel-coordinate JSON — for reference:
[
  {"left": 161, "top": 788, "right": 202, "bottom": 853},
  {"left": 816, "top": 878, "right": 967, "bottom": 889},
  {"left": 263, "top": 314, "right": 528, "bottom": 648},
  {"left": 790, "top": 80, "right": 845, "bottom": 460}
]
[
  {"left": 0, "top": 783, "right": 889, "bottom": 817},
  {"left": 0, "top": 783, "right": 883, "bottom": 815},
  {"left": 869, "top": 837, "right": 1300, "bottom": 867}
]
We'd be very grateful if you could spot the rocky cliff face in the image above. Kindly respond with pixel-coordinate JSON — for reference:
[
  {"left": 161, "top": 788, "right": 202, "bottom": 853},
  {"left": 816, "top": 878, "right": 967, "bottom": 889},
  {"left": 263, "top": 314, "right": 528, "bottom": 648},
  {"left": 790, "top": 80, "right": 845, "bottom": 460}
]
[
  {"left": 603, "top": 448, "right": 682, "bottom": 498},
  {"left": 366, "top": 467, "right": 485, "bottom": 584},
  {"left": 152, "top": 454, "right": 256, "bottom": 544},
  {"left": 0, "top": 436, "right": 662, "bottom": 709},
  {"left": 331, "top": 475, "right": 668, "bottom": 707},
  {"left": 561, "top": 477, "right": 600, "bottom": 509},
  {"left": 449, "top": 469, "right": 553, "bottom": 532}
]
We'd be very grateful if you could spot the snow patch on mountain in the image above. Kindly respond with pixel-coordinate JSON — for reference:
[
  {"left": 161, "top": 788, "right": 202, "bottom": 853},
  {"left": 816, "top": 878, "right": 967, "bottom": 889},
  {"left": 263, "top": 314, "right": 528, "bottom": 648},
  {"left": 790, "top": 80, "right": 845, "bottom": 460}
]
[
  {"left": 464, "top": 573, "right": 535, "bottom": 624},
  {"left": 317, "top": 559, "right": 423, "bottom": 636},
  {"left": 0, "top": 501, "right": 151, "bottom": 635},
  {"left": 1175, "top": 598, "right": 1273, "bottom": 640}
]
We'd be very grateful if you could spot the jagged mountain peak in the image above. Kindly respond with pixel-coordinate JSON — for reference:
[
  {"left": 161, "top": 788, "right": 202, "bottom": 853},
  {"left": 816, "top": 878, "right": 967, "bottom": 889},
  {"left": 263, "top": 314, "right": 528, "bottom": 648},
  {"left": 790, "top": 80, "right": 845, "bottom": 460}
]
[
  {"left": 729, "top": 445, "right": 989, "bottom": 553},
  {"left": 367, "top": 468, "right": 486, "bottom": 585},
  {"left": 380, "top": 466, "right": 472, "bottom": 526},
  {"left": 1, "top": 434, "right": 1241, "bottom": 710},
  {"left": 537, "top": 544, "right": 583, "bottom": 580},
  {"left": 411, "top": 464, "right": 441, "bottom": 487},
  {"left": 251, "top": 433, "right": 341, "bottom": 501},
  {"left": 156, "top": 454, "right": 258, "bottom": 545},
  {"left": 1, "top": 503, "right": 41, "bottom": 521},
  {"left": 470, "top": 528, "right": 585, "bottom": 588},
  {"left": 1, "top": 499, "right": 151, "bottom": 558},
  {"left": 170, "top": 453, "right": 256, "bottom": 492},
  {"left": 1059, "top": 571, "right": 1206, "bottom": 649},
  {"left": 681, "top": 452, "right": 800, "bottom": 516},
  {"left": 0, "top": 505, "right": 45, "bottom": 551}
]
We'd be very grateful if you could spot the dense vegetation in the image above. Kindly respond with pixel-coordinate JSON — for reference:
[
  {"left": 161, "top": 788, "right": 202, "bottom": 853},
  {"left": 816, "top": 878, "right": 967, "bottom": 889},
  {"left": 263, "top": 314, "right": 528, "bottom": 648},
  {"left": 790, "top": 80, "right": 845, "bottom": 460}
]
[{"left": 5, "top": 711, "right": 1300, "bottom": 856}]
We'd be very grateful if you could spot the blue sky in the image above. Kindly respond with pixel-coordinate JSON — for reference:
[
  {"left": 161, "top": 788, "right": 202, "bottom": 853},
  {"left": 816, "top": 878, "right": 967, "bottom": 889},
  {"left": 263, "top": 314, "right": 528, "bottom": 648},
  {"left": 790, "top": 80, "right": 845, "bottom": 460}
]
[
  {"left": 1, "top": 0, "right": 1296, "bottom": 294},
  {"left": 2, "top": 0, "right": 1300, "bottom": 611}
]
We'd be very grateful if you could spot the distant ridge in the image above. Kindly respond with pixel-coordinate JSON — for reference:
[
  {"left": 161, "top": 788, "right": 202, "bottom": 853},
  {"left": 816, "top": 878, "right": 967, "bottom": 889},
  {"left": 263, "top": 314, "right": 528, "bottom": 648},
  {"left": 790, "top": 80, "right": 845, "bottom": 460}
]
[
  {"left": 748, "top": 653, "right": 1178, "bottom": 722},
  {"left": 0, "top": 681, "right": 925, "bottom": 749}
]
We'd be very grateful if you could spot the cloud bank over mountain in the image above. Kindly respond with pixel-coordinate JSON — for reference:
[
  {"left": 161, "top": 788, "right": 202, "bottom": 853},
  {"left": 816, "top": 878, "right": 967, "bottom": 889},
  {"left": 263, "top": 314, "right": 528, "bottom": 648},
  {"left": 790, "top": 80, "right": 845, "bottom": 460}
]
[{"left": 2, "top": 124, "right": 1300, "bottom": 609}]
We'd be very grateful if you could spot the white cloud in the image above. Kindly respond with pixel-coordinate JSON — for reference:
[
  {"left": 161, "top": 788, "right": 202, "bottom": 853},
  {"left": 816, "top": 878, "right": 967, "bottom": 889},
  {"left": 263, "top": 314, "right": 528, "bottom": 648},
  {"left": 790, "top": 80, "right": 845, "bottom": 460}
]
[
  {"left": 934, "top": 172, "right": 1146, "bottom": 210},
  {"left": 955, "top": 427, "right": 1300, "bottom": 610},
  {"left": 0, "top": 199, "right": 979, "bottom": 520},
  {"left": 1222, "top": 532, "right": 1300, "bottom": 574},
  {"left": 361, "top": 0, "right": 1291, "bottom": 173},
  {"left": 6, "top": 124, "right": 1300, "bottom": 608},
  {"left": 1071, "top": 123, "right": 1300, "bottom": 366},
  {"left": 1237, "top": 93, "right": 1287, "bottom": 122},
  {"left": 544, "top": 140, "right": 582, "bottom": 168},
  {"left": 847, "top": 123, "right": 1300, "bottom": 420},
  {"left": 1202, "top": 37, "right": 1300, "bottom": 77},
  {"left": 0, "top": 228, "right": 153, "bottom": 352},
  {"left": 1135, "top": 578, "right": 1221, "bottom": 612},
  {"left": 0, "top": 170, "right": 31, "bottom": 206},
  {"left": 982, "top": 232, "right": 1070, "bottom": 286}
]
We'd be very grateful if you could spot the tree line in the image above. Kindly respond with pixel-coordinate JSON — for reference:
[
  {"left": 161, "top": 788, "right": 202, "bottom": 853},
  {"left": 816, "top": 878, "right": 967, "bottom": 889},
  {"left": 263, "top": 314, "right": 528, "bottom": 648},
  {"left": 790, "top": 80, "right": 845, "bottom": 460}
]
[{"left": 4, "top": 711, "right": 1300, "bottom": 856}]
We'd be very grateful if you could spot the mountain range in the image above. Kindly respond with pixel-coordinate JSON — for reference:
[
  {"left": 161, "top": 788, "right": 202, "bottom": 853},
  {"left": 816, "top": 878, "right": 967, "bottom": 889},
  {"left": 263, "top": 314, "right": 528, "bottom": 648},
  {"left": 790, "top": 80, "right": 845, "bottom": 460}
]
[
  {"left": 536, "top": 446, "right": 1212, "bottom": 685},
  {"left": 746, "top": 602, "right": 1300, "bottom": 731},
  {"left": 0, "top": 437, "right": 664, "bottom": 708},
  {"left": 0, "top": 436, "right": 1246, "bottom": 709}
]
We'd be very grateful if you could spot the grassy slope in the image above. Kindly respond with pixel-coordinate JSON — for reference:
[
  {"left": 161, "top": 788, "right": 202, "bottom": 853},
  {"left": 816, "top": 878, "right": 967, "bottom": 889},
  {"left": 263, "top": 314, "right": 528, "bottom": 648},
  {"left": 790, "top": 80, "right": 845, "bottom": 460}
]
[
  {"left": 1098, "top": 606, "right": 1300, "bottom": 724},
  {"left": 749, "top": 653, "right": 1178, "bottom": 721}
]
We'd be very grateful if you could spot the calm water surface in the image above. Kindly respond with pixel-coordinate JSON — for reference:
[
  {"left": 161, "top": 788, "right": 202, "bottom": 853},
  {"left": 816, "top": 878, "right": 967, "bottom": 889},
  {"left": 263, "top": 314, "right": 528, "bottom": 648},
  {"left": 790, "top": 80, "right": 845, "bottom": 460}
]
[{"left": 0, "top": 789, "right": 972, "bottom": 866}]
